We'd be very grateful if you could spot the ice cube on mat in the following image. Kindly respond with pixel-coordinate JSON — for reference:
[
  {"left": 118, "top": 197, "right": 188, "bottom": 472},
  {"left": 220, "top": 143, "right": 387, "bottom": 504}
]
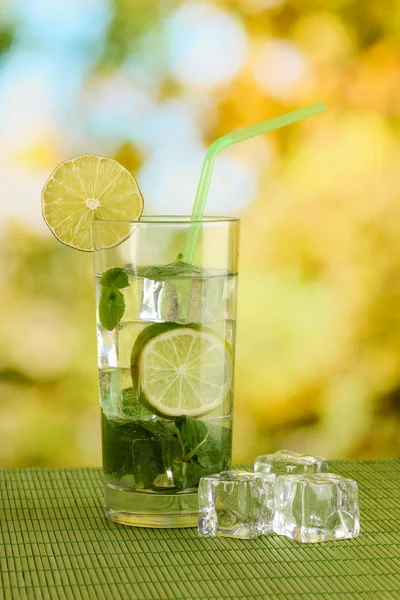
[
  {"left": 273, "top": 472, "right": 360, "bottom": 543},
  {"left": 254, "top": 449, "right": 329, "bottom": 476},
  {"left": 198, "top": 470, "right": 276, "bottom": 539}
]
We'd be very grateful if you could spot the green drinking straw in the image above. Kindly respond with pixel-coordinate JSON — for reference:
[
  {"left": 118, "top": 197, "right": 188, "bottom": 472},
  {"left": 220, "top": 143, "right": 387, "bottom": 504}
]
[{"left": 182, "top": 101, "right": 327, "bottom": 263}]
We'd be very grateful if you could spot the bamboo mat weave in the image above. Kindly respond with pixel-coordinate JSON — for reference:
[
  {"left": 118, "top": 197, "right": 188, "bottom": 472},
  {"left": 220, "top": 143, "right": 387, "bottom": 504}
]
[{"left": 1, "top": 460, "right": 400, "bottom": 600}]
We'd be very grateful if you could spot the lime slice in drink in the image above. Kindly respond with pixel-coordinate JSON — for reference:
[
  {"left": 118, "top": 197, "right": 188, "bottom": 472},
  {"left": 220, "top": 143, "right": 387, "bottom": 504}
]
[
  {"left": 131, "top": 323, "right": 233, "bottom": 418},
  {"left": 41, "top": 155, "right": 143, "bottom": 251}
]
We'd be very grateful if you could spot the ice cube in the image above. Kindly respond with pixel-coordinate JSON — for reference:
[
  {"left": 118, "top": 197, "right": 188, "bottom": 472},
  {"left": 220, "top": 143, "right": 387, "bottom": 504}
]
[
  {"left": 98, "top": 369, "right": 132, "bottom": 418},
  {"left": 98, "top": 321, "right": 146, "bottom": 372},
  {"left": 97, "top": 321, "right": 144, "bottom": 371},
  {"left": 116, "top": 321, "right": 146, "bottom": 369},
  {"left": 139, "top": 277, "right": 165, "bottom": 321},
  {"left": 254, "top": 449, "right": 329, "bottom": 476},
  {"left": 121, "top": 277, "right": 143, "bottom": 322},
  {"left": 198, "top": 470, "right": 276, "bottom": 539},
  {"left": 119, "top": 387, "right": 153, "bottom": 420},
  {"left": 222, "top": 275, "right": 237, "bottom": 318},
  {"left": 273, "top": 473, "right": 360, "bottom": 543},
  {"left": 132, "top": 424, "right": 183, "bottom": 490},
  {"left": 189, "top": 276, "right": 225, "bottom": 323},
  {"left": 102, "top": 415, "right": 185, "bottom": 492},
  {"left": 97, "top": 326, "right": 118, "bottom": 368},
  {"left": 132, "top": 435, "right": 166, "bottom": 490},
  {"left": 139, "top": 277, "right": 183, "bottom": 322}
]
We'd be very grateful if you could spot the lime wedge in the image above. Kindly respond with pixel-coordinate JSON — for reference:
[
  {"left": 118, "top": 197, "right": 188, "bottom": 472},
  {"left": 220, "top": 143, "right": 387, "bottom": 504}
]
[
  {"left": 41, "top": 154, "right": 143, "bottom": 251},
  {"left": 131, "top": 323, "right": 233, "bottom": 418}
]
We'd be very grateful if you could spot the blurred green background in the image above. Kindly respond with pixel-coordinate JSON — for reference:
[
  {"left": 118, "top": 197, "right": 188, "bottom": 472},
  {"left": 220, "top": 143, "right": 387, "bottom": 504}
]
[{"left": 1, "top": 0, "right": 400, "bottom": 468}]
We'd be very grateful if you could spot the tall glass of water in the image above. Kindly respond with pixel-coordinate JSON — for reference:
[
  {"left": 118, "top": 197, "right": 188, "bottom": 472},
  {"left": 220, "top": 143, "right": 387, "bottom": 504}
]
[{"left": 93, "top": 216, "right": 240, "bottom": 527}]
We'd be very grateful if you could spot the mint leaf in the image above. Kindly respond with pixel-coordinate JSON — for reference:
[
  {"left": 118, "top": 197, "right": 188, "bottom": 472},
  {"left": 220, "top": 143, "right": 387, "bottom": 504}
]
[
  {"left": 98, "top": 267, "right": 130, "bottom": 329},
  {"left": 99, "top": 287, "right": 125, "bottom": 330},
  {"left": 136, "top": 254, "right": 201, "bottom": 319},
  {"left": 137, "top": 254, "right": 203, "bottom": 281},
  {"left": 139, "top": 416, "right": 231, "bottom": 489},
  {"left": 141, "top": 418, "right": 180, "bottom": 439},
  {"left": 100, "top": 267, "right": 129, "bottom": 288},
  {"left": 176, "top": 416, "right": 232, "bottom": 471},
  {"left": 102, "top": 411, "right": 231, "bottom": 491}
]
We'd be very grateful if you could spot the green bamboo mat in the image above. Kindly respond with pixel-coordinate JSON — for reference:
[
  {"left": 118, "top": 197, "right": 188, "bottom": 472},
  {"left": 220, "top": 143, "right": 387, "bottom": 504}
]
[{"left": 1, "top": 461, "right": 400, "bottom": 600}]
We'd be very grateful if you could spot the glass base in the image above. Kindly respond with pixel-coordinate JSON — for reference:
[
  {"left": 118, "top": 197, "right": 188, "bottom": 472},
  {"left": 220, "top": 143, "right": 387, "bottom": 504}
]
[{"left": 104, "top": 483, "right": 198, "bottom": 528}]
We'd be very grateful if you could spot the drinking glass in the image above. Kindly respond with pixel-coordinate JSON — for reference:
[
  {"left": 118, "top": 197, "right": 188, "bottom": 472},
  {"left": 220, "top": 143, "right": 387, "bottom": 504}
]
[{"left": 93, "top": 216, "right": 240, "bottom": 527}]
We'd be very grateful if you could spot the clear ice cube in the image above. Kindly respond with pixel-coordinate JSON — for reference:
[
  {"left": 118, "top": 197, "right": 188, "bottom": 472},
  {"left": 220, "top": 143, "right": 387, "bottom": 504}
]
[
  {"left": 222, "top": 275, "right": 237, "bottom": 318},
  {"left": 119, "top": 387, "right": 153, "bottom": 420},
  {"left": 97, "top": 321, "right": 146, "bottom": 372},
  {"left": 130, "top": 274, "right": 229, "bottom": 324},
  {"left": 99, "top": 369, "right": 132, "bottom": 418},
  {"left": 116, "top": 321, "right": 145, "bottom": 369},
  {"left": 198, "top": 470, "right": 276, "bottom": 539},
  {"left": 97, "top": 326, "right": 118, "bottom": 369},
  {"left": 102, "top": 414, "right": 185, "bottom": 491},
  {"left": 139, "top": 278, "right": 174, "bottom": 321},
  {"left": 132, "top": 435, "right": 167, "bottom": 489},
  {"left": 254, "top": 449, "right": 329, "bottom": 476},
  {"left": 189, "top": 276, "right": 225, "bottom": 323},
  {"left": 131, "top": 423, "right": 186, "bottom": 490},
  {"left": 273, "top": 473, "right": 360, "bottom": 543},
  {"left": 135, "top": 276, "right": 191, "bottom": 323}
]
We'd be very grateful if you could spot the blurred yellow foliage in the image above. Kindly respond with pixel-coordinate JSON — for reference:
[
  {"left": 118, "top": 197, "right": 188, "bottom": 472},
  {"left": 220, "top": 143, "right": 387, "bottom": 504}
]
[{"left": 1, "top": 0, "right": 400, "bottom": 466}]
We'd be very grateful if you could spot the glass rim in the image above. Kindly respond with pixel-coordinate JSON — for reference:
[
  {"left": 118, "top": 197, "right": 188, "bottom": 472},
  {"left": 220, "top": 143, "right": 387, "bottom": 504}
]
[{"left": 93, "top": 215, "right": 240, "bottom": 225}]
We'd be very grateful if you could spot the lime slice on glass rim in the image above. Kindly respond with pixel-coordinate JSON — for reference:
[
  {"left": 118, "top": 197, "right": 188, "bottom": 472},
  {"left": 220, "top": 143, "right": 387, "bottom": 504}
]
[
  {"left": 131, "top": 323, "right": 233, "bottom": 419},
  {"left": 41, "top": 154, "right": 143, "bottom": 251}
]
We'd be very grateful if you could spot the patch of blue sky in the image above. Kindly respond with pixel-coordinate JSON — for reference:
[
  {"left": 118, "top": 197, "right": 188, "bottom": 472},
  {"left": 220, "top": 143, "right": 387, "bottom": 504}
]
[
  {"left": 85, "top": 78, "right": 156, "bottom": 141},
  {"left": 0, "top": 0, "right": 112, "bottom": 150},
  {"left": 206, "top": 155, "right": 259, "bottom": 214},
  {"left": 165, "top": 2, "right": 248, "bottom": 88},
  {"left": 8, "top": 0, "right": 111, "bottom": 59},
  {"left": 0, "top": 50, "right": 90, "bottom": 148},
  {"left": 84, "top": 26, "right": 170, "bottom": 142},
  {"left": 138, "top": 147, "right": 207, "bottom": 214},
  {"left": 130, "top": 99, "right": 205, "bottom": 154},
  {"left": 87, "top": 89, "right": 206, "bottom": 157}
]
